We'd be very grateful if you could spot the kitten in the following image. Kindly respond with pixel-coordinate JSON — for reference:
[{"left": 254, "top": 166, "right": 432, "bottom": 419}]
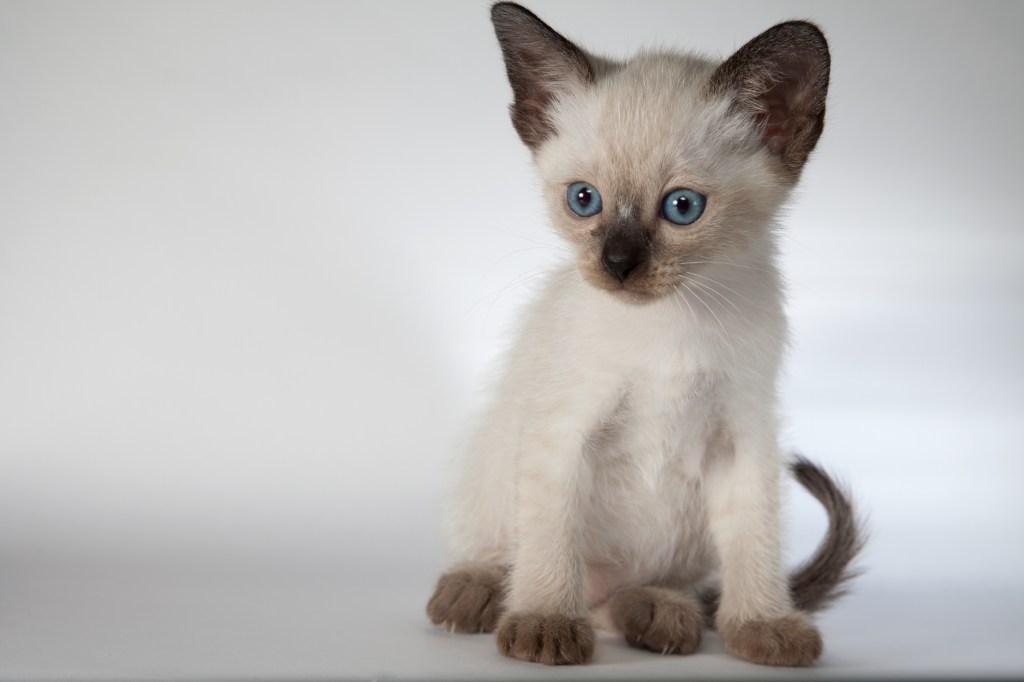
[{"left": 427, "top": 2, "right": 863, "bottom": 667}]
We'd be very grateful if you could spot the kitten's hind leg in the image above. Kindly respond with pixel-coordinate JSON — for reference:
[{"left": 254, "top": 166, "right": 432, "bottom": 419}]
[
  {"left": 427, "top": 562, "right": 507, "bottom": 633},
  {"left": 602, "top": 586, "right": 703, "bottom": 655}
]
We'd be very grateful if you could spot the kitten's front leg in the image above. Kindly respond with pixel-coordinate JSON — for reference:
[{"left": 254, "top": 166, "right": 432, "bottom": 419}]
[
  {"left": 705, "top": 398, "right": 823, "bottom": 667},
  {"left": 496, "top": 381, "right": 620, "bottom": 665}
]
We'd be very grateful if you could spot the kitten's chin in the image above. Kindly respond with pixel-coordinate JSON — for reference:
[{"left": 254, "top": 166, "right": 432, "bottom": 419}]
[
  {"left": 608, "top": 287, "right": 661, "bottom": 306},
  {"left": 582, "top": 272, "right": 664, "bottom": 306}
]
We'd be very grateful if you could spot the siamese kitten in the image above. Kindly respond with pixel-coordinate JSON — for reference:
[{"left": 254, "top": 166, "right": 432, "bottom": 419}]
[{"left": 428, "top": 3, "right": 863, "bottom": 667}]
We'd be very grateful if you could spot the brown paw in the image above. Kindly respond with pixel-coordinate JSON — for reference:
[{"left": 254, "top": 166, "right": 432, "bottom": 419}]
[
  {"left": 608, "top": 586, "right": 703, "bottom": 655},
  {"left": 426, "top": 563, "right": 506, "bottom": 633},
  {"left": 496, "top": 611, "right": 595, "bottom": 665},
  {"left": 720, "top": 612, "right": 823, "bottom": 667}
]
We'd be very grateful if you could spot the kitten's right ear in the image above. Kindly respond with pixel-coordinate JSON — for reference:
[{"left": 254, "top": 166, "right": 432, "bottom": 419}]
[{"left": 491, "top": 3, "right": 594, "bottom": 151}]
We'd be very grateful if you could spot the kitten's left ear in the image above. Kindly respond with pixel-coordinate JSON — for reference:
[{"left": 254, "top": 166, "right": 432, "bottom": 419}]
[{"left": 709, "top": 21, "right": 830, "bottom": 175}]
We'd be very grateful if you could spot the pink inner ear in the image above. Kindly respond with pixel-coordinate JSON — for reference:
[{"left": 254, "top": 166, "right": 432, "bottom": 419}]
[{"left": 759, "top": 91, "right": 791, "bottom": 155}]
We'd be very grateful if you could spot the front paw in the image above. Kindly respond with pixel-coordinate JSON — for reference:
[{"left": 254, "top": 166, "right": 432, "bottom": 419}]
[
  {"left": 720, "top": 612, "right": 822, "bottom": 667},
  {"left": 609, "top": 586, "right": 703, "bottom": 655},
  {"left": 496, "top": 611, "right": 594, "bottom": 665},
  {"left": 427, "top": 563, "right": 506, "bottom": 633}
]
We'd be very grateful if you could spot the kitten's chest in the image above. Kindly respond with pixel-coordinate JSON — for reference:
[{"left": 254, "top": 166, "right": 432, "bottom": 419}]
[
  {"left": 609, "top": 364, "right": 720, "bottom": 479},
  {"left": 580, "top": 364, "right": 718, "bottom": 591},
  {"left": 600, "top": 309, "right": 722, "bottom": 455},
  {"left": 570, "top": 287, "right": 729, "bottom": 470}
]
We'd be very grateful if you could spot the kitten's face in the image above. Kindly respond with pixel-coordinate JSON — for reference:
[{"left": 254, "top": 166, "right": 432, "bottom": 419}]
[
  {"left": 535, "top": 55, "right": 789, "bottom": 304},
  {"left": 491, "top": 4, "right": 830, "bottom": 304}
]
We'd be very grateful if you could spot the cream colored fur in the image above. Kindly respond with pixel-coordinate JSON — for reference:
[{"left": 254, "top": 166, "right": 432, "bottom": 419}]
[
  {"left": 435, "top": 6, "right": 840, "bottom": 666},
  {"left": 447, "top": 49, "right": 796, "bottom": 628}
]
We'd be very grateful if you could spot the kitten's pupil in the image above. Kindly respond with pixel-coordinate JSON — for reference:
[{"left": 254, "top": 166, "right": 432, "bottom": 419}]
[
  {"left": 577, "top": 188, "right": 592, "bottom": 207},
  {"left": 674, "top": 196, "right": 689, "bottom": 212}
]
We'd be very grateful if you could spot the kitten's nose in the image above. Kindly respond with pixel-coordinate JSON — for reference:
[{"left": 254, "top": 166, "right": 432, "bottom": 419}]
[
  {"left": 601, "top": 240, "right": 642, "bottom": 283},
  {"left": 602, "top": 251, "right": 639, "bottom": 282}
]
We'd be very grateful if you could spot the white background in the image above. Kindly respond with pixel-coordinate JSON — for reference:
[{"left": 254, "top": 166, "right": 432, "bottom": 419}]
[{"left": 1, "top": 1, "right": 1022, "bottom": 679}]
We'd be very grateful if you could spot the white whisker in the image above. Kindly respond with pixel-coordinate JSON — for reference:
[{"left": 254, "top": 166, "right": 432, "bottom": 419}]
[
  {"left": 680, "top": 280, "right": 735, "bottom": 360},
  {"left": 528, "top": 265, "right": 587, "bottom": 313},
  {"left": 468, "top": 263, "right": 551, "bottom": 314},
  {"left": 485, "top": 224, "right": 569, "bottom": 252},
  {"left": 685, "top": 271, "right": 771, "bottom": 314},
  {"left": 684, "top": 276, "right": 741, "bottom": 313},
  {"left": 672, "top": 283, "right": 697, "bottom": 321},
  {"left": 675, "top": 259, "right": 773, "bottom": 274},
  {"left": 479, "top": 246, "right": 558, "bottom": 281}
]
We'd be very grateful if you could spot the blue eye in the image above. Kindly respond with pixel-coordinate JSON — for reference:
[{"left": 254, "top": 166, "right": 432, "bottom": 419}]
[
  {"left": 661, "top": 188, "right": 706, "bottom": 226},
  {"left": 567, "top": 182, "right": 602, "bottom": 217}
]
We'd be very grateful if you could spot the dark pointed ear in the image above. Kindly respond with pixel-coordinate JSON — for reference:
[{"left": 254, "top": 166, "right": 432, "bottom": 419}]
[
  {"left": 708, "top": 21, "right": 830, "bottom": 175},
  {"left": 491, "top": 2, "right": 595, "bottom": 151}
]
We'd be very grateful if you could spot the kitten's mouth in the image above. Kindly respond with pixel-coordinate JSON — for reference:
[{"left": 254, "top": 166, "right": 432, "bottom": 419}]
[
  {"left": 584, "top": 268, "right": 662, "bottom": 305},
  {"left": 608, "top": 285, "right": 662, "bottom": 305}
]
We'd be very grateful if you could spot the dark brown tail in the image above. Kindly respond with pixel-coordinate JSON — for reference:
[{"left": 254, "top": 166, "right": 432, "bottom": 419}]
[
  {"left": 701, "top": 456, "right": 865, "bottom": 619},
  {"left": 788, "top": 455, "right": 866, "bottom": 611}
]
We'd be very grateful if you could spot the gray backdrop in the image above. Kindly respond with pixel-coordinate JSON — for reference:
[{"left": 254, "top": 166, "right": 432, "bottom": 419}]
[{"left": 1, "top": 1, "right": 1022, "bottom": 679}]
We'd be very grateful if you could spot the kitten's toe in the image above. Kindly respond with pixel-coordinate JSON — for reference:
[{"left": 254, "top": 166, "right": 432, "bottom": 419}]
[
  {"left": 720, "top": 611, "right": 822, "bottom": 667},
  {"left": 496, "top": 611, "right": 595, "bottom": 665},
  {"left": 608, "top": 586, "right": 703, "bottom": 655},
  {"left": 426, "top": 562, "right": 506, "bottom": 633}
]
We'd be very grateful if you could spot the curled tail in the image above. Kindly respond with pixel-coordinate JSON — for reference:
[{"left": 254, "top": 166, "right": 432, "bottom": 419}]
[
  {"left": 701, "top": 456, "right": 865, "bottom": 619},
  {"left": 787, "top": 455, "right": 865, "bottom": 611}
]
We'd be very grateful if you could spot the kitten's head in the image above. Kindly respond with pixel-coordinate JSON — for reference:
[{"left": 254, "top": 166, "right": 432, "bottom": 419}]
[{"left": 491, "top": 3, "right": 830, "bottom": 303}]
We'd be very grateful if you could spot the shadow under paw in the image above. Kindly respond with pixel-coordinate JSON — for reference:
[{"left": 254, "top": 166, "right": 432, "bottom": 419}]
[
  {"left": 609, "top": 586, "right": 703, "bottom": 655},
  {"left": 426, "top": 562, "right": 506, "bottom": 633},
  {"left": 496, "top": 611, "right": 594, "bottom": 665},
  {"left": 721, "top": 611, "right": 823, "bottom": 667}
]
